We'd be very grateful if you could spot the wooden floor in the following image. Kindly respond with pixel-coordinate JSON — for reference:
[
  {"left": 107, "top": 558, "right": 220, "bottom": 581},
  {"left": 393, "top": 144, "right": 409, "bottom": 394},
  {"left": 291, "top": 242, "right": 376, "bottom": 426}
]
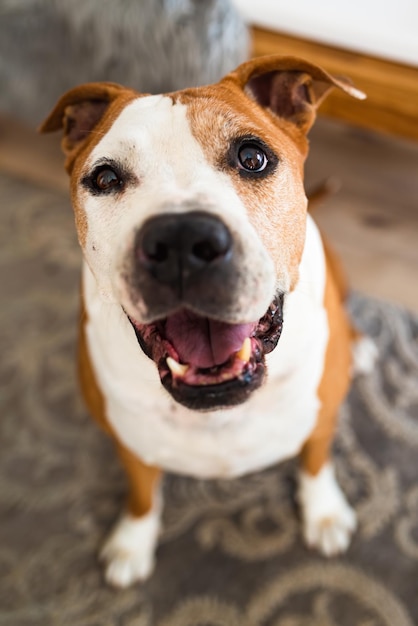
[
  {"left": 306, "top": 119, "right": 418, "bottom": 312},
  {"left": 1, "top": 112, "right": 418, "bottom": 312}
]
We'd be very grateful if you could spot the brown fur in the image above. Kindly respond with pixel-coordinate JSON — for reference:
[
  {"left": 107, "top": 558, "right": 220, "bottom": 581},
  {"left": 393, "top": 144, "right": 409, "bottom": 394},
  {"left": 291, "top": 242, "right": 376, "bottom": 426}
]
[{"left": 301, "top": 242, "right": 353, "bottom": 475}]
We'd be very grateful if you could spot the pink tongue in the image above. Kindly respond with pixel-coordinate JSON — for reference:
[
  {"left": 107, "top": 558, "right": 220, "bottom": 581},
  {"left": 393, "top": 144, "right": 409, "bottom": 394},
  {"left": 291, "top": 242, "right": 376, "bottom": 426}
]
[{"left": 165, "top": 310, "right": 255, "bottom": 369}]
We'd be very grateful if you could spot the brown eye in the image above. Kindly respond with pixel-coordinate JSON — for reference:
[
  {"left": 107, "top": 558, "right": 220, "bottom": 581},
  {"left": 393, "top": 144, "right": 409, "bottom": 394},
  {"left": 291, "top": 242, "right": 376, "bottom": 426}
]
[
  {"left": 94, "top": 167, "right": 121, "bottom": 191},
  {"left": 238, "top": 143, "right": 268, "bottom": 172}
]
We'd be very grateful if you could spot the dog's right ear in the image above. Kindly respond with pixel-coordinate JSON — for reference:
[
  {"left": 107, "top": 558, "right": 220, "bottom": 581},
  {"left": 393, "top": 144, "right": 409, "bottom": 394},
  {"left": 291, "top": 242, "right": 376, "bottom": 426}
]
[
  {"left": 39, "top": 82, "right": 132, "bottom": 166},
  {"left": 225, "top": 56, "right": 365, "bottom": 135}
]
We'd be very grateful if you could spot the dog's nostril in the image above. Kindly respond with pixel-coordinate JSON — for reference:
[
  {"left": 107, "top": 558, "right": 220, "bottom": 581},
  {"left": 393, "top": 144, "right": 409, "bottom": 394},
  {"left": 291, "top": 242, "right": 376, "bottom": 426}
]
[
  {"left": 145, "top": 241, "right": 169, "bottom": 263},
  {"left": 192, "top": 238, "right": 227, "bottom": 263}
]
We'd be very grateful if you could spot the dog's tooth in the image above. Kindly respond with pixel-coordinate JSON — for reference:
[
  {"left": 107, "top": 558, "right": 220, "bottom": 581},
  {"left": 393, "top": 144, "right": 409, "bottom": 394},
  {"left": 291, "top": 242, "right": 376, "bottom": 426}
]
[
  {"left": 166, "top": 357, "right": 189, "bottom": 377},
  {"left": 236, "top": 337, "right": 251, "bottom": 363}
]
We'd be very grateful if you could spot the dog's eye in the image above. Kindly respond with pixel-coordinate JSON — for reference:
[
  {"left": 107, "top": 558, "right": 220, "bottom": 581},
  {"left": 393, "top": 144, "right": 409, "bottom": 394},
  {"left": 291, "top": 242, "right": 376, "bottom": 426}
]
[
  {"left": 237, "top": 143, "right": 268, "bottom": 173},
  {"left": 228, "top": 137, "right": 277, "bottom": 179},
  {"left": 93, "top": 167, "right": 122, "bottom": 192}
]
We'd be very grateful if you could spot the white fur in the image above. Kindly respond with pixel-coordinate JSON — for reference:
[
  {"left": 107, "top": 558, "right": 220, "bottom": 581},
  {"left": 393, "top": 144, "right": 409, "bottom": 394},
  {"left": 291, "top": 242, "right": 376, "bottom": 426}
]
[
  {"left": 100, "top": 496, "right": 162, "bottom": 587},
  {"left": 298, "top": 462, "right": 357, "bottom": 556},
  {"left": 83, "top": 215, "right": 328, "bottom": 479}
]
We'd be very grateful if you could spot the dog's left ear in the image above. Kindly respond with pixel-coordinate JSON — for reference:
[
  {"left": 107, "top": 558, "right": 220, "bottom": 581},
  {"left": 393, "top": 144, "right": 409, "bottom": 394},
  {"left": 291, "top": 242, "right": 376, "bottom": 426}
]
[
  {"left": 39, "top": 82, "right": 134, "bottom": 171},
  {"left": 226, "top": 55, "right": 365, "bottom": 134}
]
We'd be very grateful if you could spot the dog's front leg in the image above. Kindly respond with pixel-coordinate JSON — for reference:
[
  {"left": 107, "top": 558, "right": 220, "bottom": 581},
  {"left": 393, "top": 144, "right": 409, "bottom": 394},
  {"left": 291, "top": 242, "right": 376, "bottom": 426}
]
[
  {"left": 100, "top": 441, "right": 162, "bottom": 588},
  {"left": 298, "top": 429, "right": 357, "bottom": 556}
]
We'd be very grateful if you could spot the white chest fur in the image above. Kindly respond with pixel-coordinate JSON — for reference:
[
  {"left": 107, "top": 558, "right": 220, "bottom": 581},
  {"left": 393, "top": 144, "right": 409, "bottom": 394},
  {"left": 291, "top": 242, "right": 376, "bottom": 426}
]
[{"left": 83, "top": 216, "right": 328, "bottom": 478}]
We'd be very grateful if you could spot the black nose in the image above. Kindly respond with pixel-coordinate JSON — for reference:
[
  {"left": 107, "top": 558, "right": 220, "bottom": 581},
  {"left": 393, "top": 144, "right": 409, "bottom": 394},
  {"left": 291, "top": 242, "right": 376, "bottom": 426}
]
[{"left": 135, "top": 211, "right": 233, "bottom": 293}]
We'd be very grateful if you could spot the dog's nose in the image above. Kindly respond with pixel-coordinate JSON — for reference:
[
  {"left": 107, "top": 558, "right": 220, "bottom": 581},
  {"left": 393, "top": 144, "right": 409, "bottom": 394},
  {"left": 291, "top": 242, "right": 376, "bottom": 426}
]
[{"left": 135, "top": 211, "right": 233, "bottom": 292}]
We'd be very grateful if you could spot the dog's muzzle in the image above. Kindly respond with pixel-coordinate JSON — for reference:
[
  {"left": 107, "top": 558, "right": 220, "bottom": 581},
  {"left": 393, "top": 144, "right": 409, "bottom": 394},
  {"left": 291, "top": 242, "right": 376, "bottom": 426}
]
[
  {"left": 125, "top": 211, "right": 284, "bottom": 411},
  {"left": 129, "top": 211, "right": 242, "bottom": 321}
]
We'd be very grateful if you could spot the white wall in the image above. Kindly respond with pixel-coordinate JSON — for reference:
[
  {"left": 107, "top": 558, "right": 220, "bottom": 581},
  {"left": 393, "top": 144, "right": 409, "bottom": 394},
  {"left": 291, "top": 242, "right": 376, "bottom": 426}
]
[{"left": 232, "top": 0, "right": 418, "bottom": 66}]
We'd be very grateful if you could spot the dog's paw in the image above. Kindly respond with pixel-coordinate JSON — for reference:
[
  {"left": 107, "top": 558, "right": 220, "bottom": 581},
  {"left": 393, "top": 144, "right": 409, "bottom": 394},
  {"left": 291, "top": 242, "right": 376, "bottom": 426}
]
[
  {"left": 298, "top": 463, "right": 357, "bottom": 556},
  {"left": 100, "top": 510, "right": 160, "bottom": 588},
  {"left": 302, "top": 502, "right": 357, "bottom": 556},
  {"left": 352, "top": 335, "right": 378, "bottom": 376}
]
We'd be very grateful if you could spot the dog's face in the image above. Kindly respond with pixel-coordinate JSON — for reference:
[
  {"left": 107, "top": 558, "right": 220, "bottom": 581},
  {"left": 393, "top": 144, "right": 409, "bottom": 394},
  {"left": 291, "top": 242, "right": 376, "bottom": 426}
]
[{"left": 41, "top": 56, "right": 364, "bottom": 410}]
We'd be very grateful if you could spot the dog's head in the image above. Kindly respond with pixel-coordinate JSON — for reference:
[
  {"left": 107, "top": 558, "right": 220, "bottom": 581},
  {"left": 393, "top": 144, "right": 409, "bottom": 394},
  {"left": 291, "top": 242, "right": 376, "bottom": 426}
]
[{"left": 41, "top": 56, "right": 364, "bottom": 411}]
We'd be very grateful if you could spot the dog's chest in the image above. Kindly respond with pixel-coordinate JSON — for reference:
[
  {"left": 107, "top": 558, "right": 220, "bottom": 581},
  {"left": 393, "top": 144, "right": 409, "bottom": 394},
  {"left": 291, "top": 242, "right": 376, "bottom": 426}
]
[{"left": 83, "top": 217, "right": 328, "bottom": 478}]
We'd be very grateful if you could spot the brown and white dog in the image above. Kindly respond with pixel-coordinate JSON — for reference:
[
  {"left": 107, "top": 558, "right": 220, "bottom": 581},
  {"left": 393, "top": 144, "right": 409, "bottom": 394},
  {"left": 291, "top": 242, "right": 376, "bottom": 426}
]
[{"left": 41, "top": 55, "right": 375, "bottom": 588}]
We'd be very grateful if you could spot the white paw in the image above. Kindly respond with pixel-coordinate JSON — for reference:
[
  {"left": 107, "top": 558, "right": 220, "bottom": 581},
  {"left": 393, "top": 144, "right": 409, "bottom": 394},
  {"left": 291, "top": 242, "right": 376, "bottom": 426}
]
[
  {"left": 352, "top": 336, "right": 378, "bottom": 376},
  {"left": 298, "top": 463, "right": 357, "bottom": 556},
  {"left": 100, "top": 508, "right": 161, "bottom": 588}
]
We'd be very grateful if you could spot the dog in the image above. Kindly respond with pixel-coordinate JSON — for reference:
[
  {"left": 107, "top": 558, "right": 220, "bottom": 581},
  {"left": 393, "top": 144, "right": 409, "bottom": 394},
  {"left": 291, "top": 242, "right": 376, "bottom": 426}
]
[{"left": 40, "top": 55, "right": 374, "bottom": 588}]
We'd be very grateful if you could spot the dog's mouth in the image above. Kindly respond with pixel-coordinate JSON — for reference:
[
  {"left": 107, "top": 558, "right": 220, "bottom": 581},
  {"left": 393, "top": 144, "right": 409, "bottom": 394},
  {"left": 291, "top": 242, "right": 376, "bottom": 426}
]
[{"left": 128, "top": 293, "right": 284, "bottom": 410}]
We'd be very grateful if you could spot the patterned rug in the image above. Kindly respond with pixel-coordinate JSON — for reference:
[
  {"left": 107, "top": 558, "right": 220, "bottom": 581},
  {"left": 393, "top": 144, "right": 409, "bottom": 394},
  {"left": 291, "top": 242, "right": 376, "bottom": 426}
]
[{"left": 1, "top": 171, "right": 418, "bottom": 626}]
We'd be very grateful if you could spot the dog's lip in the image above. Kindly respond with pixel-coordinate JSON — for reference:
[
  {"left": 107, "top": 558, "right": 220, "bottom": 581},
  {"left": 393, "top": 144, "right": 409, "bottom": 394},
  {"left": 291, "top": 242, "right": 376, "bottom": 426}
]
[
  {"left": 126, "top": 293, "right": 284, "bottom": 409},
  {"left": 161, "top": 361, "right": 266, "bottom": 411}
]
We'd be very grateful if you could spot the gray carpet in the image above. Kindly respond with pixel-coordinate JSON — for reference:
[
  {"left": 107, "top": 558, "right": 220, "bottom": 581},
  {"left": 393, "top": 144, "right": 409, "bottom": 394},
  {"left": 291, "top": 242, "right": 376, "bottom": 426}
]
[{"left": 1, "top": 171, "right": 418, "bottom": 625}]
